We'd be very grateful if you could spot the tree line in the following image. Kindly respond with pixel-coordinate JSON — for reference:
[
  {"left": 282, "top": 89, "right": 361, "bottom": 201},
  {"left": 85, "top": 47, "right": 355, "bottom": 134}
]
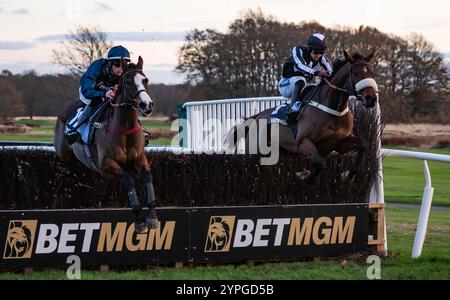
[
  {"left": 0, "top": 69, "right": 189, "bottom": 119},
  {"left": 176, "top": 9, "right": 450, "bottom": 122},
  {"left": 1, "top": 11, "right": 449, "bottom": 122}
]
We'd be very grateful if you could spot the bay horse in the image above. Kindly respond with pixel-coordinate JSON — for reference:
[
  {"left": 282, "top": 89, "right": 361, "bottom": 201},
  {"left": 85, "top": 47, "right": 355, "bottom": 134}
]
[
  {"left": 225, "top": 50, "right": 379, "bottom": 182},
  {"left": 54, "top": 56, "right": 158, "bottom": 233}
]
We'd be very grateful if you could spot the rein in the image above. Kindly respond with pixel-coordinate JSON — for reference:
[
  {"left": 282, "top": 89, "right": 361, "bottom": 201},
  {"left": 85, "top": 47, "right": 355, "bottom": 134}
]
[
  {"left": 109, "top": 69, "right": 146, "bottom": 110},
  {"left": 107, "top": 68, "right": 145, "bottom": 136},
  {"left": 324, "top": 62, "right": 370, "bottom": 99},
  {"left": 298, "top": 61, "right": 376, "bottom": 118},
  {"left": 324, "top": 78, "right": 355, "bottom": 96}
]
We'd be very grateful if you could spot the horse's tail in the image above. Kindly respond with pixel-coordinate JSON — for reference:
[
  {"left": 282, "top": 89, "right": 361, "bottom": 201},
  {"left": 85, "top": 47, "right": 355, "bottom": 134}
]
[{"left": 223, "top": 117, "right": 254, "bottom": 153}]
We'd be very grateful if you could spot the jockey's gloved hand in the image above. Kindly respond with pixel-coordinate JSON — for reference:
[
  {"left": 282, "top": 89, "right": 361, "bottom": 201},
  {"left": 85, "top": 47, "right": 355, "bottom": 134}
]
[
  {"left": 105, "top": 88, "right": 116, "bottom": 100},
  {"left": 314, "top": 71, "right": 330, "bottom": 78}
]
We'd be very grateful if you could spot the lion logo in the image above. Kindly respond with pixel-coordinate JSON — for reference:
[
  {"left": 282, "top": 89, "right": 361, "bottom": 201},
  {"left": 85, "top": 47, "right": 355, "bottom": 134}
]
[
  {"left": 3, "top": 220, "right": 37, "bottom": 259},
  {"left": 204, "top": 216, "right": 235, "bottom": 253}
]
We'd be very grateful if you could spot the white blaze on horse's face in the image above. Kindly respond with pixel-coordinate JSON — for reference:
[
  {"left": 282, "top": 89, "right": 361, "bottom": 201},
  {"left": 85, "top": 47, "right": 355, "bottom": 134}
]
[{"left": 134, "top": 73, "right": 153, "bottom": 115}]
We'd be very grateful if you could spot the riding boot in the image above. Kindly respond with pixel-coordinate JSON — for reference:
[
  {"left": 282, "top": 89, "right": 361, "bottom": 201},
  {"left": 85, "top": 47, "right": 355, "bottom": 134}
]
[
  {"left": 286, "top": 80, "right": 305, "bottom": 121},
  {"left": 65, "top": 105, "right": 95, "bottom": 144}
]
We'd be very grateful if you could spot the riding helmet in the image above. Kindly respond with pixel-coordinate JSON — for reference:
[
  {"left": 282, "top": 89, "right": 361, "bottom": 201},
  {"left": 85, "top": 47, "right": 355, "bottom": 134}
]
[
  {"left": 307, "top": 33, "right": 327, "bottom": 52},
  {"left": 107, "top": 45, "right": 131, "bottom": 61}
]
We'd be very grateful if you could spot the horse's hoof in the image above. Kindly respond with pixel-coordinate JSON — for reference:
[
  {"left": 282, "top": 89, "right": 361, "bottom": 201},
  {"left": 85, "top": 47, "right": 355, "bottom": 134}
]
[
  {"left": 295, "top": 170, "right": 310, "bottom": 180},
  {"left": 340, "top": 170, "right": 350, "bottom": 182},
  {"left": 135, "top": 222, "right": 148, "bottom": 234},
  {"left": 145, "top": 217, "right": 159, "bottom": 229}
]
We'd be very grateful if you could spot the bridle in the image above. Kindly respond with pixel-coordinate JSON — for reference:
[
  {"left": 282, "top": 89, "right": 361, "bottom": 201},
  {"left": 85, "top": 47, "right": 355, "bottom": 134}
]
[
  {"left": 106, "top": 68, "right": 149, "bottom": 136},
  {"left": 324, "top": 61, "right": 378, "bottom": 101},
  {"left": 109, "top": 69, "right": 148, "bottom": 111},
  {"left": 297, "top": 60, "right": 378, "bottom": 119}
]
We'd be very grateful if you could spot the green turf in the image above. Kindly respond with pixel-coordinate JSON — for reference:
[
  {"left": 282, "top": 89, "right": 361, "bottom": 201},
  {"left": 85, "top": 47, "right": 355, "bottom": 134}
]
[
  {"left": 0, "top": 119, "right": 175, "bottom": 144},
  {"left": 15, "top": 119, "right": 56, "bottom": 132},
  {"left": 140, "top": 120, "right": 174, "bottom": 131},
  {"left": 383, "top": 147, "right": 450, "bottom": 206},
  {"left": 148, "top": 137, "right": 178, "bottom": 146},
  {"left": 0, "top": 207, "right": 448, "bottom": 280},
  {"left": 0, "top": 134, "right": 54, "bottom": 142}
]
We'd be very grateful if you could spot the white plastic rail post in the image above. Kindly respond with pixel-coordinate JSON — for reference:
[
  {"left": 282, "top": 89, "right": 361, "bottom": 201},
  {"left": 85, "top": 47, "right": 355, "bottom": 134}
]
[{"left": 412, "top": 160, "right": 434, "bottom": 259}]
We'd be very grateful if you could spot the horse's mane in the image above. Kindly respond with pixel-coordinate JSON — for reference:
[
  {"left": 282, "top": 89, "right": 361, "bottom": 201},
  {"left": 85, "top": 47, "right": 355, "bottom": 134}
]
[
  {"left": 331, "top": 59, "right": 347, "bottom": 78},
  {"left": 330, "top": 53, "right": 366, "bottom": 79},
  {"left": 127, "top": 63, "right": 138, "bottom": 69}
]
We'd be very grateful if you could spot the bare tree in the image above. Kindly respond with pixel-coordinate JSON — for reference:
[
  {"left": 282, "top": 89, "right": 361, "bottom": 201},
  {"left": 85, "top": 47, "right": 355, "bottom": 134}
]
[
  {"left": 404, "top": 34, "right": 449, "bottom": 119},
  {"left": 52, "top": 26, "right": 113, "bottom": 76}
]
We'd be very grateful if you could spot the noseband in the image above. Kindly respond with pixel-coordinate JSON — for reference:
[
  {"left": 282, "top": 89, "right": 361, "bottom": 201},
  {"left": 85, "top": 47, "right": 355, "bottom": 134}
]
[{"left": 324, "top": 62, "right": 378, "bottom": 100}]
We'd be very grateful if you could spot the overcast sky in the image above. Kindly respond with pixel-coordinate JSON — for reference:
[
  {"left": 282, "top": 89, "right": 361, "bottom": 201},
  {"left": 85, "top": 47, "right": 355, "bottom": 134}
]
[{"left": 0, "top": 0, "right": 449, "bottom": 83}]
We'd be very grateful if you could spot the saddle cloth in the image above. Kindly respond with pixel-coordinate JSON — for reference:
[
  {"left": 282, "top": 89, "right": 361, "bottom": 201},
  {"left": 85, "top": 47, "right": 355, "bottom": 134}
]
[
  {"left": 66, "top": 101, "right": 108, "bottom": 145},
  {"left": 270, "top": 103, "right": 289, "bottom": 126}
]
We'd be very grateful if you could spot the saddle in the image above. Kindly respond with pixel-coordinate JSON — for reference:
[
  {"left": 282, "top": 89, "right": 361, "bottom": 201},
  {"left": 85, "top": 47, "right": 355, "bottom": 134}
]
[
  {"left": 65, "top": 101, "right": 109, "bottom": 145},
  {"left": 268, "top": 85, "right": 320, "bottom": 137},
  {"left": 267, "top": 104, "right": 298, "bottom": 138}
]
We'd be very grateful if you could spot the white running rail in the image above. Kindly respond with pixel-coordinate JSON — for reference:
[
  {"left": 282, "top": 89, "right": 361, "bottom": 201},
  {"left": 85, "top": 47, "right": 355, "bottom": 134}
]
[
  {"left": 379, "top": 148, "right": 450, "bottom": 258},
  {"left": 181, "top": 96, "right": 287, "bottom": 152}
]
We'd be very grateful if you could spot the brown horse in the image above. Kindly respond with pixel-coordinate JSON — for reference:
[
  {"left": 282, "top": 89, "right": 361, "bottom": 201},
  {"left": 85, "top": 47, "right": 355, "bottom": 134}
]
[
  {"left": 54, "top": 56, "right": 158, "bottom": 233},
  {"left": 225, "top": 50, "right": 379, "bottom": 182}
]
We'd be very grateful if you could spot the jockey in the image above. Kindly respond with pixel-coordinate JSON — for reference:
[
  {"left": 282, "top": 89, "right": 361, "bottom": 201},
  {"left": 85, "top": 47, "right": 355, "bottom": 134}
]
[
  {"left": 278, "top": 33, "right": 334, "bottom": 120},
  {"left": 64, "top": 45, "right": 131, "bottom": 144}
]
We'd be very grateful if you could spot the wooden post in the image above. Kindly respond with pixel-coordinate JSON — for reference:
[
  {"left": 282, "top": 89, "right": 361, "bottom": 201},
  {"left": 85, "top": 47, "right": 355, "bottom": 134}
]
[
  {"left": 368, "top": 204, "right": 386, "bottom": 253},
  {"left": 100, "top": 265, "right": 109, "bottom": 273},
  {"left": 377, "top": 205, "right": 386, "bottom": 253}
]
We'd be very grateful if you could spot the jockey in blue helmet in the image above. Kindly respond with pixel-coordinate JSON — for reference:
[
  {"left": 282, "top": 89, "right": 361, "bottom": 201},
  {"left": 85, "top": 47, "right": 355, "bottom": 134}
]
[
  {"left": 65, "top": 45, "right": 132, "bottom": 144},
  {"left": 278, "top": 33, "right": 334, "bottom": 121}
]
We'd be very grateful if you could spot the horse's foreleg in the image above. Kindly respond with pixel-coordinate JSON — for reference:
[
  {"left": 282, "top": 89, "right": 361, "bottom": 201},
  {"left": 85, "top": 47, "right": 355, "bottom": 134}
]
[
  {"left": 118, "top": 172, "right": 140, "bottom": 209},
  {"left": 136, "top": 156, "right": 159, "bottom": 229},
  {"left": 335, "top": 135, "right": 367, "bottom": 178},
  {"left": 102, "top": 157, "right": 147, "bottom": 233},
  {"left": 335, "top": 135, "right": 366, "bottom": 155},
  {"left": 297, "top": 138, "right": 325, "bottom": 184}
]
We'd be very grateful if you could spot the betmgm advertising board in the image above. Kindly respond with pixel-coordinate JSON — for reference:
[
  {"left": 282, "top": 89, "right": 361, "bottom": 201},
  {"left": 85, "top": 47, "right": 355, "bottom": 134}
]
[{"left": 0, "top": 204, "right": 368, "bottom": 269}]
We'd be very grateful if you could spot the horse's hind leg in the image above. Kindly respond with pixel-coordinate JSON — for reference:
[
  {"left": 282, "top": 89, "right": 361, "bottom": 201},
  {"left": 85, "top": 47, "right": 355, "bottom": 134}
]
[
  {"left": 102, "top": 157, "right": 147, "bottom": 233},
  {"left": 297, "top": 138, "right": 325, "bottom": 184},
  {"left": 136, "top": 155, "right": 159, "bottom": 229},
  {"left": 54, "top": 119, "right": 73, "bottom": 162}
]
